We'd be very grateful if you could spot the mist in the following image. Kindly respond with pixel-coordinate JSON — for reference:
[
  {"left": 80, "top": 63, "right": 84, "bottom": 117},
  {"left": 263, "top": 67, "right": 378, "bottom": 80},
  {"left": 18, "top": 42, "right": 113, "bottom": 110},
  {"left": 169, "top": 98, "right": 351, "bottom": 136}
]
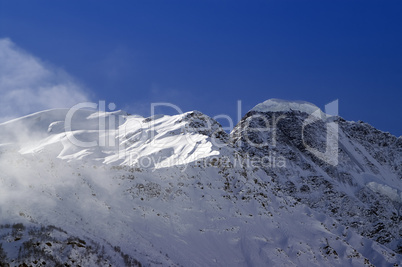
[{"left": 0, "top": 38, "right": 90, "bottom": 122}]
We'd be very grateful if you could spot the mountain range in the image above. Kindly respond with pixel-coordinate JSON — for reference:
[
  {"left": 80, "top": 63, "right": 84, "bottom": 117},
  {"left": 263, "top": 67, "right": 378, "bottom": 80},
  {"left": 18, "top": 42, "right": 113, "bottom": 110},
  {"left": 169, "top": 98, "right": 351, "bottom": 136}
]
[{"left": 0, "top": 99, "right": 400, "bottom": 266}]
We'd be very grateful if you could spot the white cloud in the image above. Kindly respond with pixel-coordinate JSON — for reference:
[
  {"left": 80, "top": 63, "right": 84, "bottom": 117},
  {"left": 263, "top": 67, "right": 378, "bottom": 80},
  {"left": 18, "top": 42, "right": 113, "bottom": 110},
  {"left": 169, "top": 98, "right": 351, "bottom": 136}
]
[{"left": 0, "top": 38, "right": 90, "bottom": 121}]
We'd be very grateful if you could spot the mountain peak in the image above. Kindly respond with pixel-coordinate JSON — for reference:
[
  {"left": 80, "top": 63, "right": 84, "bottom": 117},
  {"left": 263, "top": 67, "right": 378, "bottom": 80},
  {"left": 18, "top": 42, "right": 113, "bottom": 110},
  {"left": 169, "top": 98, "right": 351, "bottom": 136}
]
[{"left": 251, "top": 98, "right": 322, "bottom": 115}]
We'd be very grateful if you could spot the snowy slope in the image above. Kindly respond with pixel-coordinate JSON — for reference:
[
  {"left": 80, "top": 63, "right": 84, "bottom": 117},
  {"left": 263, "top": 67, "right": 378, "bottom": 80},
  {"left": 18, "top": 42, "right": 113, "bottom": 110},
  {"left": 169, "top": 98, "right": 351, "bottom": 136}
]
[
  {"left": 0, "top": 100, "right": 401, "bottom": 266},
  {"left": 0, "top": 109, "right": 227, "bottom": 167}
]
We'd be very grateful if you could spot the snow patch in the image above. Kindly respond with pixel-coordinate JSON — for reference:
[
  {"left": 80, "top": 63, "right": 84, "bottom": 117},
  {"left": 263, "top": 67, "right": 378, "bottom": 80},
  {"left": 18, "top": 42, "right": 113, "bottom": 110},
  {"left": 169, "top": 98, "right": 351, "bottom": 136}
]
[{"left": 367, "top": 182, "right": 402, "bottom": 203}]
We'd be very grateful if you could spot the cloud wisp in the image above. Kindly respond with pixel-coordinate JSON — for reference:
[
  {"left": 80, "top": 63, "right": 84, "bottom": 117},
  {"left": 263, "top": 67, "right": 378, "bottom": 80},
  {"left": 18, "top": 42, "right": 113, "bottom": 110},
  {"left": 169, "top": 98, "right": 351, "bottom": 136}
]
[{"left": 0, "top": 38, "right": 90, "bottom": 122}]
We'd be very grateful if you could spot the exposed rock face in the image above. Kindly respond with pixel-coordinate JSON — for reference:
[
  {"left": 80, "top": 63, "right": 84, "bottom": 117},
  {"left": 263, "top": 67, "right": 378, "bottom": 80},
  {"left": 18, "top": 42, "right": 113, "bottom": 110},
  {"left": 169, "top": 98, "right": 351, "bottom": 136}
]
[{"left": 231, "top": 104, "right": 401, "bottom": 254}]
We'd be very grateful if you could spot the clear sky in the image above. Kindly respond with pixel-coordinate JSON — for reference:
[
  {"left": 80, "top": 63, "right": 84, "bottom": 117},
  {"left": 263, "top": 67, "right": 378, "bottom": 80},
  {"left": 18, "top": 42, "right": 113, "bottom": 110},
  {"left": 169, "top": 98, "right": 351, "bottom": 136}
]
[{"left": 0, "top": 0, "right": 401, "bottom": 135}]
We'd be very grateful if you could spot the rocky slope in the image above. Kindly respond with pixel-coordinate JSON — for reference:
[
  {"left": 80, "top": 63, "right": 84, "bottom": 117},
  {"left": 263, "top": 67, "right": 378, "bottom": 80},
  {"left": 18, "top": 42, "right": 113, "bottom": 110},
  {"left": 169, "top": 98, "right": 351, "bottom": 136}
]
[{"left": 231, "top": 99, "right": 401, "bottom": 254}]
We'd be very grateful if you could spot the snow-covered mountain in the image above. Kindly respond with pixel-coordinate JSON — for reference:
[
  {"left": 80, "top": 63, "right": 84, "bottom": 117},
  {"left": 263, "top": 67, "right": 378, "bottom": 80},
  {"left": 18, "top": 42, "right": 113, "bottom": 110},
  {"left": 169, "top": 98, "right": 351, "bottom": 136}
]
[{"left": 0, "top": 99, "right": 400, "bottom": 266}]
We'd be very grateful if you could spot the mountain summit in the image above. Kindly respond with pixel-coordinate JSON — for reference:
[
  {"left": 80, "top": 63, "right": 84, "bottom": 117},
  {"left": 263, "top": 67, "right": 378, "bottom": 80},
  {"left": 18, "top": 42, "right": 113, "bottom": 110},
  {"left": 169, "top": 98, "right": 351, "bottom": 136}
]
[{"left": 251, "top": 98, "right": 322, "bottom": 114}]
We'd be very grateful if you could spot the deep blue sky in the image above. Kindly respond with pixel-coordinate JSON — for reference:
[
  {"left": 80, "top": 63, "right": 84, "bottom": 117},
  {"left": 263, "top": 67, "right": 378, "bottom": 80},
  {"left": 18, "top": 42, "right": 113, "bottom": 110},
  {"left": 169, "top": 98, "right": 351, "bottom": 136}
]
[{"left": 0, "top": 0, "right": 401, "bottom": 135}]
